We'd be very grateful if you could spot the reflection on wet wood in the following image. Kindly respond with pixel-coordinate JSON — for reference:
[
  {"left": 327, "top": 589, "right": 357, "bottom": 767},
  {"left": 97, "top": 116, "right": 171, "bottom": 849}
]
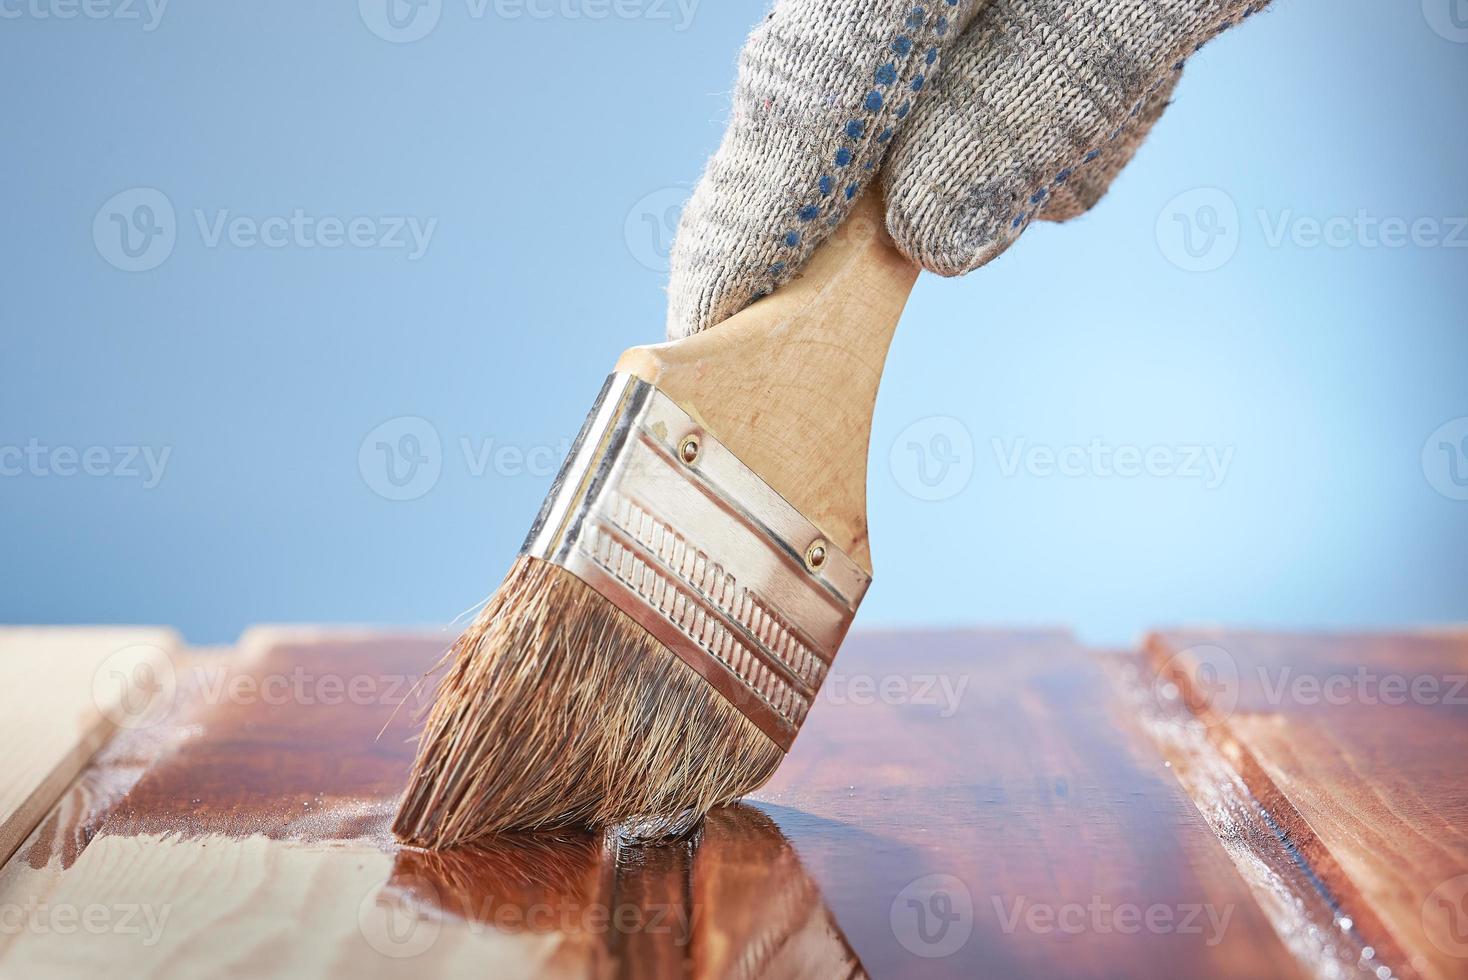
[
  {"left": 1146, "top": 629, "right": 1468, "bottom": 980},
  {"left": 0, "top": 626, "right": 1380, "bottom": 978},
  {"left": 387, "top": 806, "right": 864, "bottom": 979},
  {"left": 755, "top": 630, "right": 1307, "bottom": 979}
]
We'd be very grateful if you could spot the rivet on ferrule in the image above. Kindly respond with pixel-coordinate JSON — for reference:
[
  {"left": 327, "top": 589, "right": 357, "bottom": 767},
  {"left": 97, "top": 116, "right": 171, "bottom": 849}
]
[{"left": 520, "top": 373, "right": 872, "bottom": 752}]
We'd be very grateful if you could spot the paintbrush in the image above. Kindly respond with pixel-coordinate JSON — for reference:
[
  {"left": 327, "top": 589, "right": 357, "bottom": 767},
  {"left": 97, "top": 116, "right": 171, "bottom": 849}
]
[{"left": 393, "top": 190, "right": 917, "bottom": 847}]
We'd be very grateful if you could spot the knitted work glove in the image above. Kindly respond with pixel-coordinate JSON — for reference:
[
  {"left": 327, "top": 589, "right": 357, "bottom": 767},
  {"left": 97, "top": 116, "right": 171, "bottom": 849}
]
[{"left": 667, "top": 0, "right": 1270, "bottom": 339}]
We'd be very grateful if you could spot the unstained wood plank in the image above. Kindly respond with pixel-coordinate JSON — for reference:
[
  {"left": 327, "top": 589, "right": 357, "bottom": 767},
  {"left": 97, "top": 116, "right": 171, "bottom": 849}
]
[{"left": 0, "top": 627, "right": 178, "bottom": 867}]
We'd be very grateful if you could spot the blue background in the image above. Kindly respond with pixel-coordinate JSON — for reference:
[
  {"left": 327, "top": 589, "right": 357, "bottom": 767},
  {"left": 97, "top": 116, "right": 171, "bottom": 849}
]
[{"left": 2, "top": 0, "right": 1465, "bottom": 645}]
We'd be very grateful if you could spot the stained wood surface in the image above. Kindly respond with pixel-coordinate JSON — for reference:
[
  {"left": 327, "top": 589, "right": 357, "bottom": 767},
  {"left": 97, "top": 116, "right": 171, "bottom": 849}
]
[
  {"left": 757, "top": 630, "right": 1307, "bottom": 979},
  {"left": 0, "top": 627, "right": 178, "bottom": 867},
  {"left": 0, "top": 627, "right": 1307, "bottom": 979},
  {"left": 1146, "top": 629, "right": 1468, "bottom": 980}
]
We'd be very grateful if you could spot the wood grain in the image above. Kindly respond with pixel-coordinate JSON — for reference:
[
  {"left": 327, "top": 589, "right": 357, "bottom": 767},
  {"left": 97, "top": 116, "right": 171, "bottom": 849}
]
[
  {"left": 0, "top": 627, "right": 570, "bottom": 978},
  {"left": 617, "top": 189, "right": 919, "bottom": 571},
  {"left": 0, "top": 627, "right": 178, "bottom": 867},
  {"left": 0, "top": 627, "right": 1316, "bottom": 978},
  {"left": 0, "top": 627, "right": 866, "bottom": 978},
  {"left": 756, "top": 630, "right": 1308, "bottom": 980},
  {"left": 1145, "top": 629, "right": 1468, "bottom": 980}
]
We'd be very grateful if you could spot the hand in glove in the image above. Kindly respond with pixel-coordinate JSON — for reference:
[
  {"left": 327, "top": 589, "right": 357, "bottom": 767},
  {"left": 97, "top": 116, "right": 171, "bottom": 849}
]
[{"left": 667, "top": 0, "right": 1269, "bottom": 338}]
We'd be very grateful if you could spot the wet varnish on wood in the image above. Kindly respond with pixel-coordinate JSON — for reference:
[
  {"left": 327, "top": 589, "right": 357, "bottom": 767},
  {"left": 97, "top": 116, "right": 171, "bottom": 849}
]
[{"left": 0, "top": 625, "right": 1463, "bottom": 979}]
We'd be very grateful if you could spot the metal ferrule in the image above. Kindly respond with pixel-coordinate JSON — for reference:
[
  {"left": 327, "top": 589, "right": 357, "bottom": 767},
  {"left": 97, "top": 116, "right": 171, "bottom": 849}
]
[{"left": 522, "top": 373, "right": 871, "bottom": 751}]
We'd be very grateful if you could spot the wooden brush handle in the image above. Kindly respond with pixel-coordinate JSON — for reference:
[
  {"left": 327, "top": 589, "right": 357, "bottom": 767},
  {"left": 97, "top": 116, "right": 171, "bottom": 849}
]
[{"left": 616, "top": 191, "right": 919, "bottom": 573}]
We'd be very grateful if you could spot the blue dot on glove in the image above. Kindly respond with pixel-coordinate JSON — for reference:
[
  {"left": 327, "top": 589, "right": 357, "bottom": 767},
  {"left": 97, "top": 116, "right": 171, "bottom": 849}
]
[
  {"left": 892, "top": 36, "right": 912, "bottom": 56},
  {"left": 865, "top": 91, "right": 884, "bottom": 111},
  {"left": 799, "top": 205, "right": 820, "bottom": 222},
  {"left": 835, "top": 147, "right": 853, "bottom": 167}
]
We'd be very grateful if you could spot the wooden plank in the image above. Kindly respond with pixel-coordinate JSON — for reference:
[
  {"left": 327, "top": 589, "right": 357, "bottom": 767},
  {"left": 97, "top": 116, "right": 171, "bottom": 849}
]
[
  {"left": 0, "top": 644, "right": 230, "bottom": 914},
  {"left": 754, "top": 630, "right": 1308, "bottom": 980},
  {"left": 2, "top": 627, "right": 1305, "bottom": 978},
  {"left": 0, "top": 627, "right": 572, "bottom": 978},
  {"left": 0, "top": 627, "right": 178, "bottom": 867},
  {"left": 0, "top": 627, "right": 862, "bottom": 978},
  {"left": 1103, "top": 648, "right": 1389, "bottom": 980},
  {"left": 1146, "top": 629, "right": 1468, "bottom": 980}
]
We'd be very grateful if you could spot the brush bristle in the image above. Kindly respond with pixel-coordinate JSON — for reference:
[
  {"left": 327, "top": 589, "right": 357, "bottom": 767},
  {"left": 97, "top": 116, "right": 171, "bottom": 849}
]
[{"left": 393, "top": 555, "right": 784, "bottom": 848}]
